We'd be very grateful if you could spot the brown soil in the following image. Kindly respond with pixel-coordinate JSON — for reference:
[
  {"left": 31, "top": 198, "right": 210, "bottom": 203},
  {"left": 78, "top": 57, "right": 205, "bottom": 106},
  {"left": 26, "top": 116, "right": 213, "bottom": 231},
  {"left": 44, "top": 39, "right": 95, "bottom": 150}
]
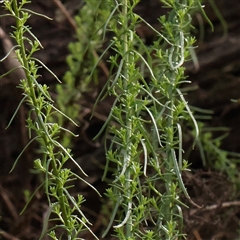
[{"left": 1, "top": 1, "right": 240, "bottom": 239}]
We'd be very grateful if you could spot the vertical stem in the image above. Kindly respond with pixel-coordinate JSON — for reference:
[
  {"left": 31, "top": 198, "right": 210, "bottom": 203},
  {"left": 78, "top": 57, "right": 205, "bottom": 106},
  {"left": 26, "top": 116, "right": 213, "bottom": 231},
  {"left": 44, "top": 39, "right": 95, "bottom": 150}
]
[
  {"left": 122, "top": 0, "right": 132, "bottom": 237},
  {"left": 163, "top": 69, "right": 175, "bottom": 234},
  {"left": 12, "top": 0, "right": 71, "bottom": 232},
  {"left": 12, "top": 0, "right": 37, "bottom": 109}
]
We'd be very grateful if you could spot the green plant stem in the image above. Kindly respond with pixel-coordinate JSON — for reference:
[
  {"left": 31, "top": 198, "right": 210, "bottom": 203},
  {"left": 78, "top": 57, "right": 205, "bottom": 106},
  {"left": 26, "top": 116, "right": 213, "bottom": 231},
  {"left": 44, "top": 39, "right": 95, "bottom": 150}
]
[
  {"left": 13, "top": 0, "right": 37, "bottom": 109},
  {"left": 12, "top": 0, "right": 71, "bottom": 232},
  {"left": 123, "top": 0, "right": 132, "bottom": 237},
  {"left": 3, "top": 1, "right": 102, "bottom": 238}
]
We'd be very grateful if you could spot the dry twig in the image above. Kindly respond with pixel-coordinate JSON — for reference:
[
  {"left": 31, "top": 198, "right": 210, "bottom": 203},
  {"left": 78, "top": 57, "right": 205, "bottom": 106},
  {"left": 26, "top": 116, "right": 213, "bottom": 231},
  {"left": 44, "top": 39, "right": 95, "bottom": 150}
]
[{"left": 190, "top": 201, "right": 240, "bottom": 215}]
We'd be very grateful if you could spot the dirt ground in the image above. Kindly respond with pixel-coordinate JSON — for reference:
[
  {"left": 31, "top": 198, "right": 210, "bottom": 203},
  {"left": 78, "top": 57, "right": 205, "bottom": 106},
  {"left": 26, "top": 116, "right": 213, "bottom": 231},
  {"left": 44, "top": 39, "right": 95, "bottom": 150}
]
[{"left": 1, "top": 1, "right": 240, "bottom": 239}]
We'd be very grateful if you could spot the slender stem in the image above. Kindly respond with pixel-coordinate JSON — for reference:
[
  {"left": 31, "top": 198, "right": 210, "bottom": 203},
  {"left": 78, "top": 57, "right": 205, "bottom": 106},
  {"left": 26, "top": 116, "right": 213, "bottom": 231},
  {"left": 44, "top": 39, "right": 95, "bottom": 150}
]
[
  {"left": 12, "top": 1, "right": 37, "bottom": 109},
  {"left": 122, "top": 0, "right": 133, "bottom": 237},
  {"left": 12, "top": 0, "right": 71, "bottom": 231}
]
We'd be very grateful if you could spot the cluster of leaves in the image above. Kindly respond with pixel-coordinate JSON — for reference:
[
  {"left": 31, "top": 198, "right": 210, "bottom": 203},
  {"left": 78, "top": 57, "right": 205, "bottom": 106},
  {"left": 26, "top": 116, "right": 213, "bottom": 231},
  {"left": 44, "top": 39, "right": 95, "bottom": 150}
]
[
  {"left": 53, "top": 0, "right": 111, "bottom": 148},
  {"left": 1, "top": 1, "right": 99, "bottom": 239},
  {"left": 3, "top": 0, "right": 239, "bottom": 239},
  {"left": 196, "top": 122, "right": 240, "bottom": 191},
  {"left": 95, "top": 0, "right": 203, "bottom": 239}
]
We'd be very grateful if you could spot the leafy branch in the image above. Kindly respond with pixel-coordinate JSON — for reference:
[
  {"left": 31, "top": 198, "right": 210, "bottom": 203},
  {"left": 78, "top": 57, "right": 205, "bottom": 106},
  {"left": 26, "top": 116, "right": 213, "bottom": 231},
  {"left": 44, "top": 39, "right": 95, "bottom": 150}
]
[{"left": 1, "top": 1, "right": 99, "bottom": 239}]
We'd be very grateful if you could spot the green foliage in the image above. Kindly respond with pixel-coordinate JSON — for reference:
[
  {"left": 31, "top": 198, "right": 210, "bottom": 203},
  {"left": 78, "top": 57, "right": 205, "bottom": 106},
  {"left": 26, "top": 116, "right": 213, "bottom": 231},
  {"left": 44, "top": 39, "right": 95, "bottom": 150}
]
[
  {"left": 54, "top": 0, "right": 110, "bottom": 136},
  {"left": 2, "top": 0, "right": 239, "bottom": 239},
  {"left": 197, "top": 122, "right": 240, "bottom": 190},
  {"left": 96, "top": 0, "right": 202, "bottom": 239},
  {"left": 1, "top": 1, "right": 99, "bottom": 239}
]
